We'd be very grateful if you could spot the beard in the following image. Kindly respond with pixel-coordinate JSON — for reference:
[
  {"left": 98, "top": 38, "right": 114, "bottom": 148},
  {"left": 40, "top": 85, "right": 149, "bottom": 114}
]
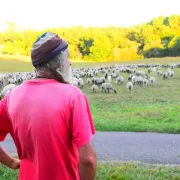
[
  {"left": 35, "top": 54, "right": 73, "bottom": 84},
  {"left": 61, "top": 66, "right": 72, "bottom": 83},
  {"left": 55, "top": 61, "right": 72, "bottom": 84}
]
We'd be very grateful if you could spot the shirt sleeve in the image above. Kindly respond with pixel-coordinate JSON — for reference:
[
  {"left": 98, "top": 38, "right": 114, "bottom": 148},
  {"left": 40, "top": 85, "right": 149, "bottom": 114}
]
[
  {"left": 70, "top": 95, "right": 96, "bottom": 149},
  {"left": 0, "top": 97, "right": 11, "bottom": 142}
]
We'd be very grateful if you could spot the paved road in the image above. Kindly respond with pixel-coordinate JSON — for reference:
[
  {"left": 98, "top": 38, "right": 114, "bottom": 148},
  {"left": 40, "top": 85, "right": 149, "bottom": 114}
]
[{"left": 1, "top": 132, "right": 180, "bottom": 164}]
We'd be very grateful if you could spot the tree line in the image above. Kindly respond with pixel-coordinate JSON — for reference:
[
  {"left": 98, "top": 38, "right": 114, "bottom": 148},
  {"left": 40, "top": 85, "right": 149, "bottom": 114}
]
[{"left": 0, "top": 14, "right": 180, "bottom": 61}]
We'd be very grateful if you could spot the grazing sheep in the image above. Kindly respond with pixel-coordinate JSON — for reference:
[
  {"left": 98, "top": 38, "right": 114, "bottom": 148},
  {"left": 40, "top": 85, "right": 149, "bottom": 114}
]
[
  {"left": 163, "top": 72, "right": 168, "bottom": 79},
  {"left": 134, "top": 76, "right": 144, "bottom": 86},
  {"left": 170, "top": 71, "right": 174, "bottom": 78},
  {"left": 105, "top": 73, "right": 108, "bottom": 79},
  {"left": 136, "top": 70, "right": 145, "bottom": 77},
  {"left": 8, "top": 78, "right": 16, "bottom": 84},
  {"left": 116, "top": 76, "right": 124, "bottom": 84},
  {"left": 100, "top": 77, "right": 105, "bottom": 83},
  {"left": 0, "top": 84, "right": 16, "bottom": 99},
  {"left": 150, "top": 77, "right": 156, "bottom": 86},
  {"left": 143, "top": 79, "right": 148, "bottom": 88},
  {"left": 86, "top": 78, "right": 91, "bottom": 84},
  {"left": 94, "top": 77, "right": 105, "bottom": 85},
  {"left": 91, "top": 77, "right": 96, "bottom": 84},
  {"left": 111, "top": 73, "right": 117, "bottom": 79},
  {"left": 132, "top": 75, "right": 136, "bottom": 85},
  {"left": 148, "top": 68, "right": 152, "bottom": 74},
  {"left": 87, "top": 72, "right": 94, "bottom": 78},
  {"left": 168, "top": 70, "right": 174, "bottom": 78},
  {"left": 128, "top": 74, "right": 134, "bottom": 81},
  {"left": 126, "top": 82, "right": 133, "bottom": 95},
  {"left": 70, "top": 80, "right": 78, "bottom": 87},
  {"left": 152, "top": 67, "right": 156, "bottom": 72},
  {"left": 77, "top": 78, "right": 84, "bottom": 88},
  {"left": 0, "top": 80, "right": 3, "bottom": 89},
  {"left": 70, "top": 77, "right": 78, "bottom": 87},
  {"left": 101, "top": 83, "right": 116, "bottom": 93},
  {"left": 142, "top": 74, "right": 148, "bottom": 79},
  {"left": 107, "top": 75, "right": 112, "bottom": 82},
  {"left": 92, "top": 84, "right": 98, "bottom": 92},
  {"left": 157, "top": 70, "right": 163, "bottom": 76}
]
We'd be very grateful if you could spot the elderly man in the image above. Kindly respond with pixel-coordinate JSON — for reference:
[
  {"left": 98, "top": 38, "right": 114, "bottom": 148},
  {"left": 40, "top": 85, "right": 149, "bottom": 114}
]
[{"left": 0, "top": 32, "right": 97, "bottom": 180}]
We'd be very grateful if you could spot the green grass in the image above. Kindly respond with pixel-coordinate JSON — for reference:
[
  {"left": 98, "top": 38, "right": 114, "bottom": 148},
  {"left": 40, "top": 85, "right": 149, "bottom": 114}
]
[
  {"left": 1, "top": 162, "right": 180, "bottom": 180},
  {"left": 0, "top": 164, "right": 18, "bottom": 180},
  {"left": 0, "top": 59, "right": 34, "bottom": 72},
  {"left": 82, "top": 67, "right": 180, "bottom": 133},
  {"left": 96, "top": 162, "right": 180, "bottom": 180},
  {"left": 0, "top": 56, "right": 180, "bottom": 133},
  {"left": 1, "top": 54, "right": 180, "bottom": 72}
]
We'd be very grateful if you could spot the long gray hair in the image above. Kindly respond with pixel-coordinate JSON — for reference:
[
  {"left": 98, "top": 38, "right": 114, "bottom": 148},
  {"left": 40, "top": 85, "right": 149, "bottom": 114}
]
[{"left": 35, "top": 49, "right": 72, "bottom": 83}]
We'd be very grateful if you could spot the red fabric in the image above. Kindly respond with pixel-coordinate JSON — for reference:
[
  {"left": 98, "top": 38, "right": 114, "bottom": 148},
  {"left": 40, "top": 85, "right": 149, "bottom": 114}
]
[{"left": 0, "top": 79, "right": 95, "bottom": 180}]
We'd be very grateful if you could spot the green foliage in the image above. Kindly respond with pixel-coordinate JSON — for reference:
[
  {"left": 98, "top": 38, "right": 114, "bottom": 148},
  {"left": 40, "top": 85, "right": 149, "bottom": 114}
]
[
  {"left": 78, "top": 38, "right": 94, "bottom": 57},
  {"left": 0, "top": 164, "right": 18, "bottom": 180},
  {"left": 143, "top": 40, "right": 164, "bottom": 58},
  {"left": 168, "top": 36, "right": 180, "bottom": 56},
  {"left": 0, "top": 15, "right": 180, "bottom": 61}
]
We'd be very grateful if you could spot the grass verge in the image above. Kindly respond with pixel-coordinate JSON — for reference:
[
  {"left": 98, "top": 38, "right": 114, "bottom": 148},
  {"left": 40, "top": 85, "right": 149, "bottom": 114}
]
[{"left": 1, "top": 162, "right": 180, "bottom": 180}]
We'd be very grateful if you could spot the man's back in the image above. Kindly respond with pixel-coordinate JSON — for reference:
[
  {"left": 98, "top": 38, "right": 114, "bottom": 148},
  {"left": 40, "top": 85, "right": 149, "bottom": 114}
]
[{"left": 1, "top": 79, "right": 95, "bottom": 180}]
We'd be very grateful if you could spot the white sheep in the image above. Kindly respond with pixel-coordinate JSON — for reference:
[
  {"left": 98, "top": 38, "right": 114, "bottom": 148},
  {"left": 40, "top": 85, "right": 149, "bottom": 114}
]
[
  {"left": 150, "top": 77, "right": 156, "bottom": 86},
  {"left": 163, "top": 72, "right": 168, "bottom": 79},
  {"left": 111, "top": 73, "right": 117, "bottom": 79},
  {"left": 116, "top": 76, "right": 124, "bottom": 84},
  {"left": 157, "top": 70, "right": 163, "bottom": 76},
  {"left": 126, "top": 82, "right": 133, "bottom": 95},
  {"left": 168, "top": 70, "right": 174, "bottom": 78},
  {"left": 92, "top": 84, "right": 98, "bottom": 92},
  {"left": 77, "top": 78, "right": 84, "bottom": 88},
  {"left": 132, "top": 75, "right": 136, "bottom": 85},
  {"left": 93, "top": 77, "right": 105, "bottom": 85},
  {"left": 0, "top": 84, "right": 16, "bottom": 98},
  {"left": 143, "top": 79, "right": 148, "bottom": 88},
  {"left": 0, "top": 80, "right": 3, "bottom": 89},
  {"left": 101, "top": 83, "right": 116, "bottom": 93},
  {"left": 70, "top": 77, "right": 78, "bottom": 87},
  {"left": 86, "top": 78, "right": 91, "bottom": 84},
  {"left": 107, "top": 75, "right": 112, "bottom": 83},
  {"left": 170, "top": 71, "right": 174, "bottom": 78},
  {"left": 134, "top": 76, "right": 144, "bottom": 86}
]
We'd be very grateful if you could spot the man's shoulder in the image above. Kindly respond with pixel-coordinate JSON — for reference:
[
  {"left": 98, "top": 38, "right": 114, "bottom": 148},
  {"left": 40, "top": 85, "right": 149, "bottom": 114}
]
[{"left": 64, "top": 84, "right": 84, "bottom": 97}]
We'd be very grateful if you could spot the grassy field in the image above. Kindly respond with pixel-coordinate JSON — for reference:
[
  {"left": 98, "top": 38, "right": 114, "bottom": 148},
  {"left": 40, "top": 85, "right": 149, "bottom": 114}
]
[
  {"left": 1, "top": 54, "right": 180, "bottom": 71},
  {"left": 85, "top": 67, "right": 180, "bottom": 133},
  {"left": 1, "top": 162, "right": 180, "bottom": 180},
  {"left": 0, "top": 56, "right": 180, "bottom": 133}
]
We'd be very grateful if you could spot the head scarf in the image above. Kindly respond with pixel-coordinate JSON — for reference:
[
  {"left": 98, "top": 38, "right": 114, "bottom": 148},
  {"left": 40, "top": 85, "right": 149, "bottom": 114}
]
[{"left": 31, "top": 32, "right": 68, "bottom": 67}]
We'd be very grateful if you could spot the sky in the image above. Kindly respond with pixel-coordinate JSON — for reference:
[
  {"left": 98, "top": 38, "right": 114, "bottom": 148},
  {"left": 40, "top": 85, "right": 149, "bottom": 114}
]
[{"left": 0, "top": 0, "right": 179, "bottom": 31}]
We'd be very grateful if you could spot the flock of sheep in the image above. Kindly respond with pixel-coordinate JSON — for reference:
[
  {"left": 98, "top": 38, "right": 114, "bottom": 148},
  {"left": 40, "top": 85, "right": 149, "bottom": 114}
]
[
  {"left": 70, "top": 62, "right": 179, "bottom": 95},
  {"left": 0, "top": 62, "right": 179, "bottom": 99}
]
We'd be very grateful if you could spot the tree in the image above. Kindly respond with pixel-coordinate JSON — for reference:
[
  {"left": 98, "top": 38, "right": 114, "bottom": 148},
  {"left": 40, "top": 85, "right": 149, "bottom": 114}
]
[
  {"left": 0, "top": 15, "right": 180, "bottom": 60},
  {"left": 143, "top": 40, "right": 164, "bottom": 58},
  {"left": 78, "top": 38, "right": 94, "bottom": 57},
  {"left": 161, "top": 35, "right": 174, "bottom": 55},
  {"left": 169, "top": 36, "right": 180, "bottom": 56}
]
